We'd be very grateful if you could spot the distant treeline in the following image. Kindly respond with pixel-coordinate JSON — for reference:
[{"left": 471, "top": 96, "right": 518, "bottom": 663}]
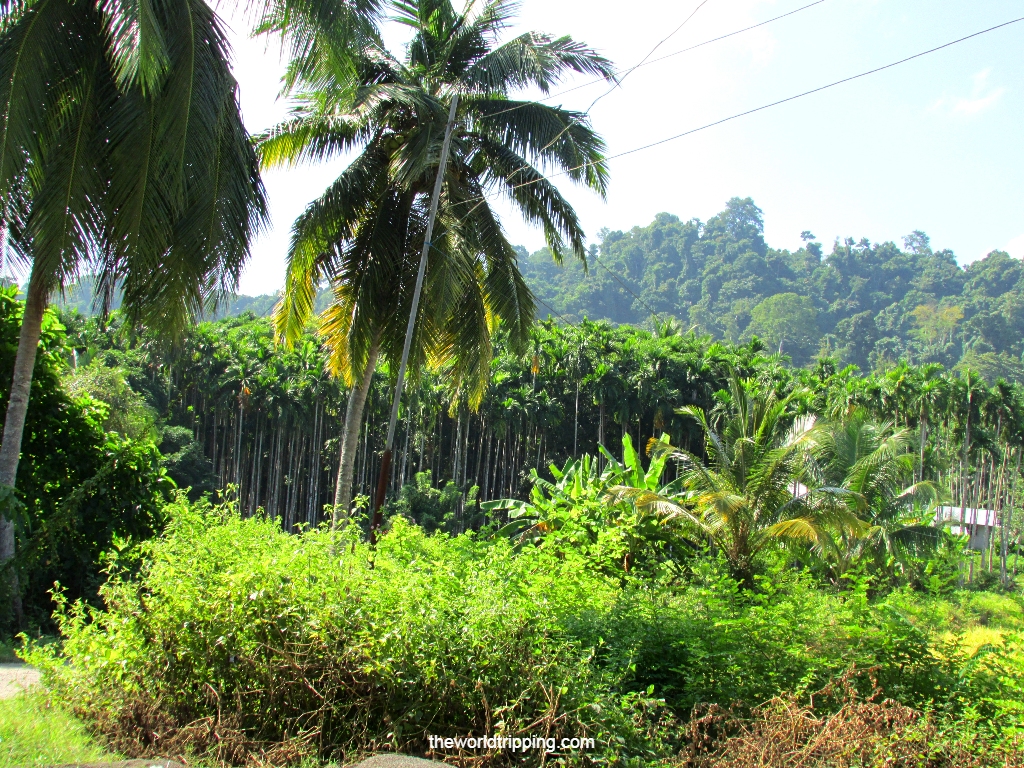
[{"left": 523, "top": 198, "right": 1024, "bottom": 378}]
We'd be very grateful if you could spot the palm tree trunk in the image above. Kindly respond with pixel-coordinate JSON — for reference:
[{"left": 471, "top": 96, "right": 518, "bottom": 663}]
[
  {"left": 473, "top": 419, "right": 485, "bottom": 490},
  {"left": 1003, "top": 450, "right": 1019, "bottom": 584},
  {"left": 574, "top": 382, "right": 579, "bottom": 456},
  {"left": 401, "top": 409, "right": 412, "bottom": 488},
  {"left": 332, "top": 338, "right": 380, "bottom": 525},
  {"left": 0, "top": 270, "right": 48, "bottom": 626},
  {"left": 481, "top": 430, "right": 492, "bottom": 501},
  {"left": 918, "top": 409, "right": 927, "bottom": 483}
]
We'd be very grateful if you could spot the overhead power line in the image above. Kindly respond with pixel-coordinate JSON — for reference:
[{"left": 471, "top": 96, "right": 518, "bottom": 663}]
[
  {"left": 457, "top": 13, "right": 1024, "bottom": 211},
  {"left": 597, "top": 14, "right": 1024, "bottom": 166},
  {"left": 459, "top": 0, "right": 829, "bottom": 220},
  {"left": 482, "top": 0, "right": 828, "bottom": 121},
  {"left": 613, "top": 0, "right": 826, "bottom": 82},
  {"left": 585, "top": 0, "right": 712, "bottom": 113}
]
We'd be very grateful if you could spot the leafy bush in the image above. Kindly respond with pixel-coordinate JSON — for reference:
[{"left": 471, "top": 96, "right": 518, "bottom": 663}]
[
  {"left": 158, "top": 425, "right": 217, "bottom": 499},
  {"left": 66, "top": 361, "right": 159, "bottom": 442},
  {"left": 383, "top": 471, "right": 481, "bottom": 533},
  {"left": 571, "top": 563, "right": 1021, "bottom": 726},
  {"left": 0, "top": 289, "right": 172, "bottom": 634},
  {"left": 25, "top": 497, "right": 1024, "bottom": 765},
  {"left": 27, "top": 497, "right": 679, "bottom": 765}
]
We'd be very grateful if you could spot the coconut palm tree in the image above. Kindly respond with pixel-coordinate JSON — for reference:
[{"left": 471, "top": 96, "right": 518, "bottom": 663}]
[
  {"left": 608, "top": 375, "right": 863, "bottom": 586},
  {"left": 0, "top": 0, "right": 295, "bottom": 621},
  {"left": 260, "top": 0, "right": 614, "bottom": 521},
  {"left": 811, "top": 410, "right": 941, "bottom": 579}
]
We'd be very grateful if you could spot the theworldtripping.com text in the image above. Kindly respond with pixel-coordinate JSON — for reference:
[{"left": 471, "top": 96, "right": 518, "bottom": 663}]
[{"left": 426, "top": 734, "right": 596, "bottom": 753}]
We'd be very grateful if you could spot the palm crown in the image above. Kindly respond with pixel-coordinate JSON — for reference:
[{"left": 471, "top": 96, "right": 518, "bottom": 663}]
[
  {"left": 609, "top": 376, "right": 864, "bottom": 584},
  {"left": 260, "top": 0, "right": 615, "bottom": 404},
  {"left": 0, "top": 0, "right": 266, "bottom": 327}
]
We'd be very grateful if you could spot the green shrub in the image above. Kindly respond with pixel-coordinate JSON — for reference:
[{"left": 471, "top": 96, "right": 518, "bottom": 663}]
[
  {"left": 383, "top": 471, "right": 477, "bottom": 533},
  {"left": 572, "top": 563, "right": 1021, "bottom": 724},
  {"left": 26, "top": 496, "right": 679, "bottom": 765},
  {"left": 25, "top": 496, "right": 1024, "bottom": 765}
]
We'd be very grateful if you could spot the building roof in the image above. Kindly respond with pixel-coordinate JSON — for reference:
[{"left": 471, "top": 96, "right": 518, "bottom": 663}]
[{"left": 935, "top": 506, "right": 999, "bottom": 528}]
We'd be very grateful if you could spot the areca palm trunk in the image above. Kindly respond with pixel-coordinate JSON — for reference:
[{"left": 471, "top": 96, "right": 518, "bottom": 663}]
[
  {"left": 1003, "top": 450, "right": 1020, "bottom": 584},
  {"left": 332, "top": 339, "right": 380, "bottom": 525},
  {"left": 0, "top": 268, "right": 48, "bottom": 624},
  {"left": 918, "top": 408, "right": 927, "bottom": 483}
]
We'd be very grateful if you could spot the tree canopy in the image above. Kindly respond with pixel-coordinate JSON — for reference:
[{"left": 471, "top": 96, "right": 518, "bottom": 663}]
[{"left": 522, "top": 198, "right": 1024, "bottom": 373}]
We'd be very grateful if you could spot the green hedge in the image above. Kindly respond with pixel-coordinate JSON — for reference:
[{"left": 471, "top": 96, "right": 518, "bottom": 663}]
[{"left": 25, "top": 497, "right": 1024, "bottom": 765}]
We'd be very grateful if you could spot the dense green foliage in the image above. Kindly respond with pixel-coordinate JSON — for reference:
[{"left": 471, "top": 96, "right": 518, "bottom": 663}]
[
  {"left": 0, "top": 291, "right": 171, "bottom": 633},
  {"left": 24, "top": 497, "right": 1024, "bottom": 765},
  {"left": 523, "top": 198, "right": 1024, "bottom": 373},
  {"left": 16, "top": 212, "right": 1024, "bottom": 766},
  {"left": 16, "top": 265, "right": 1024, "bottom": 767},
  {"left": 50, "top": 305, "right": 1024, "bottom": 590}
]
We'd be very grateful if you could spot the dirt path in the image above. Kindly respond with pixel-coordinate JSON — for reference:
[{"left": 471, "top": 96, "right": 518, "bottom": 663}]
[{"left": 0, "top": 662, "right": 40, "bottom": 698}]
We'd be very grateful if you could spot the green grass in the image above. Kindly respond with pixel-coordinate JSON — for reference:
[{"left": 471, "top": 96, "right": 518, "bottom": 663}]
[{"left": 0, "top": 693, "right": 118, "bottom": 768}]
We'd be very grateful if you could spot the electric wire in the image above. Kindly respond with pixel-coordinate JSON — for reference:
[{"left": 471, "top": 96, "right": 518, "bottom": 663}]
[
  {"left": 453, "top": 13, "right": 1024, "bottom": 214},
  {"left": 526, "top": 0, "right": 713, "bottom": 179},
  {"left": 594, "top": 14, "right": 1024, "bottom": 166},
  {"left": 478, "top": 0, "right": 828, "bottom": 121},
  {"left": 583, "top": 0, "right": 712, "bottom": 114}
]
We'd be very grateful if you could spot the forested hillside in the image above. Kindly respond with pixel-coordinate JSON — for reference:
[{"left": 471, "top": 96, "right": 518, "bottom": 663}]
[{"left": 523, "top": 197, "right": 1024, "bottom": 376}]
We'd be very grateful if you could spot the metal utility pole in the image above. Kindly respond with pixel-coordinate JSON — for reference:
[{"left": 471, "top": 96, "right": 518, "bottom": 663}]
[{"left": 369, "top": 93, "right": 460, "bottom": 544}]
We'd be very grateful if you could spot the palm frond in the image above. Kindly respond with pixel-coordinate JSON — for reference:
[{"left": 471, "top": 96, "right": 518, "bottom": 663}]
[
  {"left": 469, "top": 98, "right": 608, "bottom": 192},
  {"left": 475, "top": 137, "right": 587, "bottom": 261},
  {"left": 97, "top": 0, "right": 171, "bottom": 94},
  {"left": 256, "top": 112, "right": 368, "bottom": 168},
  {"left": 463, "top": 31, "right": 614, "bottom": 94},
  {"left": 274, "top": 146, "right": 389, "bottom": 348}
]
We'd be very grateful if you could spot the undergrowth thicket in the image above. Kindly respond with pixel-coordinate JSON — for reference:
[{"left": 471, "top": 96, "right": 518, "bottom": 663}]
[{"left": 22, "top": 495, "right": 1024, "bottom": 766}]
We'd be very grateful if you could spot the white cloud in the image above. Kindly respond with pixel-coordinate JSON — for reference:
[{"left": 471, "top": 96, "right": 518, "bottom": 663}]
[
  {"left": 1005, "top": 234, "right": 1024, "bottom": 258},
  {"left": 931, "top": 68, "right": 1006, "bottom": 115}
]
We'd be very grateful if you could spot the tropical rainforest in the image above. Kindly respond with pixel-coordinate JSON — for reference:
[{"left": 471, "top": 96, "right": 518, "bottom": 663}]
[
  {"left": 525, "top": 197, "right": 1024, "bottom": 375},
  {"left": 1, "top": 0, "right": 1023, "bottom": 766}
]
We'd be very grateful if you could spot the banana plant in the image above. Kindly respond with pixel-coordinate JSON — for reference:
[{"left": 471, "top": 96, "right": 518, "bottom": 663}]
[{"left": 485, "top": 433, "right": 684, "bottom": 573}]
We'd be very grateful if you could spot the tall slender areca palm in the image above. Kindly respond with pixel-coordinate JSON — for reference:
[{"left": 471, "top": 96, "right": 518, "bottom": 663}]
[
  {"left": 260, "top": 0, "right": 613, "bottom": 520},
  {"left": 0, "top": 0, "right": 273, "bottom": 621}
]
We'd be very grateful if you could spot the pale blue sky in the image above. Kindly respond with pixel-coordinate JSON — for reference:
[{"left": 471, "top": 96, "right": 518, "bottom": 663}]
[{"left": 225, "top": 0, "right": 1024, "bottom": 296}]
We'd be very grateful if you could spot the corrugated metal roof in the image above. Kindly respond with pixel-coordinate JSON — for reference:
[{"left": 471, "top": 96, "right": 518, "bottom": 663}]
[{"left": 935, "top": 506, "right": 999, "bottom": 528}]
